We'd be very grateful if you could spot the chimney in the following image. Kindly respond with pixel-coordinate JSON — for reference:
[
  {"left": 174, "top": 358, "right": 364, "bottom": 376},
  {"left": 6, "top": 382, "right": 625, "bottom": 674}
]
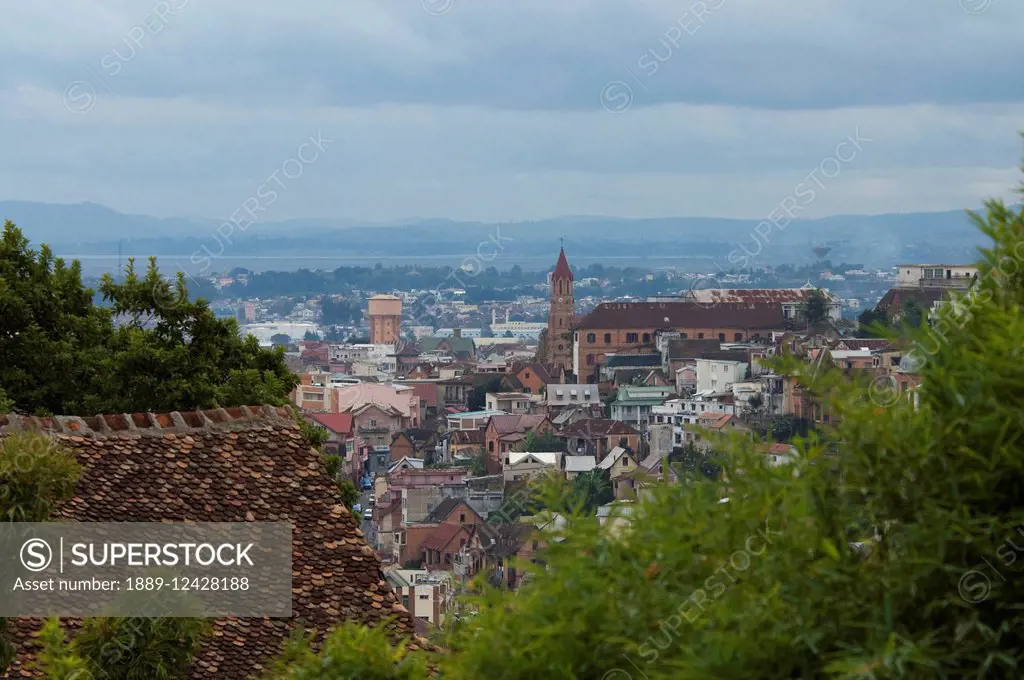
[{"left": 453, "top": 328, "right": 462, "bottom": 338}]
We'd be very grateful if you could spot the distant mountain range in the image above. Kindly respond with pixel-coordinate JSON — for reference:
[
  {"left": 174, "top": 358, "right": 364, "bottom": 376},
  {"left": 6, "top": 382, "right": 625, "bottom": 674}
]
[{"left": 0, "top": 200, "right": 999, "bottom": 271}]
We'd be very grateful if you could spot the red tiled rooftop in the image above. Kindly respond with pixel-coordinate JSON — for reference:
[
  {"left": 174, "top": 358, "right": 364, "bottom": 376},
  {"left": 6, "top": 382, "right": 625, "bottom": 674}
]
[{"left": 0, "top": 405, "right": 421, "bottom": 679}]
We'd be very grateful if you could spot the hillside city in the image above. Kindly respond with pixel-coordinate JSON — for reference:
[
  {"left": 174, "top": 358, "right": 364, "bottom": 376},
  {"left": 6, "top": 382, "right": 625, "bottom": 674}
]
[
  {"left": 261, "top": 248, "right": 971, "bottom": 629},
  {"left": 2, "top": 2, "right": 1022, "bottom": 677}
]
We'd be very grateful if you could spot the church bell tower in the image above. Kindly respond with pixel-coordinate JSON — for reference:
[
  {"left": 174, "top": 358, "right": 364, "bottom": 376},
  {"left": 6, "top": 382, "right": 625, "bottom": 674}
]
[{"left": 547, "top": 245, "right": 575, "bottom": 373}]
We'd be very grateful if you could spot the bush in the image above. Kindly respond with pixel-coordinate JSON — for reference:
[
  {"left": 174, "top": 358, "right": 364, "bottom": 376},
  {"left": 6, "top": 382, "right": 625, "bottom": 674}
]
[
  {"left": 262, "top": 622, "right": 428, "bottom": 679},
  {"left": 72, "top": 617, "right": 209, "bottom": 680},
  {"left": 0, "top": 432, "right": 81, "bottom": 523}
]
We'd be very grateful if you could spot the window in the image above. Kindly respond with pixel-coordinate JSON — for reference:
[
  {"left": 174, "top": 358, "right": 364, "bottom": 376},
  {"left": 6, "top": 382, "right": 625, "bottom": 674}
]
[
  {"left": 718, "top": 333, "right": 725, "bottom": 341},
  {"left": 586, "top": 354, "right": 595, "bottom": 366},
  {"left": 419, "top": 593, "right": 430, "bottom": 600},
  {"left": 488, "top": 441, "right": 494, "bottom": 453},
  {"left": 402, "top": 595, "right": 409, "bottom": 608},
  {"left": 734, "top": 333, "right": 743, "bottom": 341},
  {"left": 587, "top": 333, "right": 596, "bottom": 343},
  {"left": 626, "top": 333, "right": 639, "bottom": 343},
  {"left": 698, "top": 333, "right": 705, "bottom": 339},
  {"left": 642, "top": 333, "right": 651, "bottom": 343},
  {"left": 459, "top": 513, "right": 466, "bottom": 523},
  {"left": 532, "top": 541, "right": 539, "bottom": 550},
  {"left": 680, "top": 332, "right": 687, "bottom": 339},
  {"left": 602, "top": 333, "right": 611, "bottom": 344},
  {"left": 369, "top": 418, "right": 377, "bottom": 428}
]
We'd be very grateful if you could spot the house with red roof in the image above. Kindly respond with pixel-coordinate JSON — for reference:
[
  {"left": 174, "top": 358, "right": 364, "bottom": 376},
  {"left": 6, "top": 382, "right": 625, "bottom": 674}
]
[{"left": 303, "top": 411, "right": 354, "bottom": 457}]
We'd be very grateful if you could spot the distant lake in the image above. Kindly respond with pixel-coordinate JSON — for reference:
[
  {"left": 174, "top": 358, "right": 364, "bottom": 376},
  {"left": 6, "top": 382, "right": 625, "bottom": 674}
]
[{"left": 61, "top": 253, "right": 722, "bottom": 277}]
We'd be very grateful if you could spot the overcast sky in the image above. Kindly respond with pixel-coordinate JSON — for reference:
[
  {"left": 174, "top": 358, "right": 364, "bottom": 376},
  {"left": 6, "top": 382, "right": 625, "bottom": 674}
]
[{"left": 1, "top": 0, "right": 1022, "bottom": 223}]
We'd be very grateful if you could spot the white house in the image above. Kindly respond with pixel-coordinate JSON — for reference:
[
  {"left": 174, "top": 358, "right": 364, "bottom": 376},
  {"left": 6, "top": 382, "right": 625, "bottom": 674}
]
[
  {"left": 696, "top": 358, "right": 748, "bottom": 394},
  {"left": 545, "top": 383, "right": 599, "bottom": 407}
]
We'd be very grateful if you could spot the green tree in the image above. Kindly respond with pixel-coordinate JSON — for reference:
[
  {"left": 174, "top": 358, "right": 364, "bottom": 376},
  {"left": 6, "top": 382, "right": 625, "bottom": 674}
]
[
  {"left": 512, "top": 430, "right": 564, "bottom": 452},
  {"left": 71, "top": 617, "right": 208, "bottom": 680},
  {"left": 262, "top": 622, "right": 428, "bottom": 679},
  {"left": 567, "top": 468, "right": 613, "bottom": 513},
  {"left": 0, "top": 434, "right": 82, "bottom": 672},
  {"left": 468, "top": 376, "right": 503, "bottom": 411},
  {"left": 857, "top": 306, "right": 890, "bottom": 336},
  {"left": 270, "top": 333, "right": 292, "bottom": 347},
  {"left": 467, "top": 451, "right": 488, "bottom": 477},
  {"left": 0, "top": 433, "right": 81, "bottom": 522},
  {"left": 801, "top": 287, "right": 829, "bottom": 326},
  {"left": 901, "top": 297, "right": 925, "bottom": 328},
  {"left": 0, "top": 222, "right": 297, "bottom": 415}
]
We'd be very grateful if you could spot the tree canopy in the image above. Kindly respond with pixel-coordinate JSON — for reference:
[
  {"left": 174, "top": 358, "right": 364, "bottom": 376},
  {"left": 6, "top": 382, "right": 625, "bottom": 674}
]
[{"left": 0, "top": 221, "right": 296, "bottom": 416}]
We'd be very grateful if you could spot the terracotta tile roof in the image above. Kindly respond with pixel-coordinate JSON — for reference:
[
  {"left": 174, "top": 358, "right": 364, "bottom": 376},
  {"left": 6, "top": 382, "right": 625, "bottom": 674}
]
[
  {"left": 420, "top": 523, "right": 466, "bottom": 552},
  {"left": 450, "top": 429, "right": 485, "bottom": 445},
  {"left": 516, "top": 362, "right": 555, "bottom": 384},
  {"left": 487, "top": 414, "right": 549, "bottom": 436},
  {"left": 698, "top": 413, "right": 735, "bottom": 430},
  {"left": 425, "top": 497, "right": 480, "bottom": 525},
  {"left": 576, "top": 301, "right": 787, "bottom": 331},
  {"left": 305, "top": 412, "right": 354, "bottom": 435},
  {"left": 560, "top": 419, "right": 639, "bottom": 438},
  {"left": 758, "top": 442, "right": 795, "bottom": 455},
  {"left": 0, "top": 405, "right": 421, "bottom": 680}
]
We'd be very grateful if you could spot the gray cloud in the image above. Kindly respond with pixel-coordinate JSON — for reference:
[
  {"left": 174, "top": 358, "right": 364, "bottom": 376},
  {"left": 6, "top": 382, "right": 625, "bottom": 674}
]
[{"left": 0, "top": 0, "right": 1022, "bottom": 222}]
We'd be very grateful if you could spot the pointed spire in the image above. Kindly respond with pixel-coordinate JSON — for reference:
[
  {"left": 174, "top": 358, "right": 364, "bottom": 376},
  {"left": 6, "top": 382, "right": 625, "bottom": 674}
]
[{"left": 553, "top": 247, "right": 573, "bottom": 281}]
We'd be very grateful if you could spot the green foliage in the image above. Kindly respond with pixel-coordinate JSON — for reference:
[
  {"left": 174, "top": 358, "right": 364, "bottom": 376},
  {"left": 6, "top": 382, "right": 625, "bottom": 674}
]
[
  {"left": 298, "top": 418, "right": 330, "bottom": 450},
  {"left": 468, "top": 377, "right": 503, "bottom": 411},
  {"left": 262, "top": 622, "right": 428, "bottom": 679},
  {"left": 801, "top": 287, "right": 829, "bottom": 326},
  {"left": 901, "top": 297, "right": 925, "bottom": 328},
  {"left": 467, "top": 451, "right": 488, "bottom": 478},
  {"left": 0, "top": 222, "right": 297, "bottom": 415},
  {"left": 566, "top": 468, "right": 613, "bottom": 514},
  {"left": 0, "top": 432, "right": 81, "bottom": 522},
  {"left": 512, "top": 430, "right": 564, "bottom": 453},
  {"left": 857, "top": 306, "right": 891, "bottom": 336},
  {"left": 336, "top": 478, "right": 360, "bottom": 511},
  {"left": 668, "top": 441, "right": 722, "bottom": 480},
  {"left": 0, "top": 618, "right": 13, "bottom": 674},
  {"left": 72, "top": 617, "right": 209, "bottom": 680},
  {"left": 32, "top": 618, "right": 90, "bottom": 680}
]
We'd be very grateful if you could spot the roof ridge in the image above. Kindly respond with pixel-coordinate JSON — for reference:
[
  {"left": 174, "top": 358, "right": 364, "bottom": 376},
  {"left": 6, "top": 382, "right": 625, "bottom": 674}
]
[{"left": 0, "top": 404, "right": 296, "bottom": 437}]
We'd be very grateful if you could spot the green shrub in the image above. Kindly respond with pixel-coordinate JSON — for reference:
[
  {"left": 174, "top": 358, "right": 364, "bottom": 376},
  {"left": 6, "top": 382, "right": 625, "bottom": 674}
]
[
  {"left": 0, "top": 432, "right": 81, "bottom": 522},
  {"left": 262, "top": 622, "right": 428, "bottom": 679},
  {"left": 72, "top": 617, "right": 208, "bottom": 680}
]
